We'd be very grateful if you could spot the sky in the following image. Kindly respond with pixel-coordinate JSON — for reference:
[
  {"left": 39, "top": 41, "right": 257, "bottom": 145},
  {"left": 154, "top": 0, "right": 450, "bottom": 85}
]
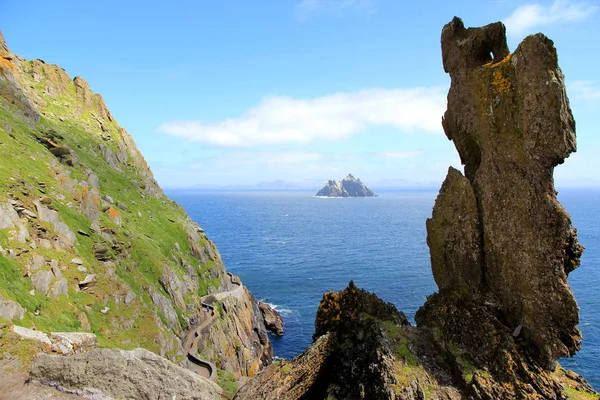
[{"left": 1, "top": 0, "right": 599, "bottom": 189}]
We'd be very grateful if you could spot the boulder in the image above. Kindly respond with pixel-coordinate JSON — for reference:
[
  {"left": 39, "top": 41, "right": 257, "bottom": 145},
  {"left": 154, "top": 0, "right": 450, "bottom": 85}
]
[
  {"left": 104, "top": 206, "right": 121, "bottom": 226},
  {"left": 0, "top": 295, "right": 26, "bottom": 320},
  {"left": 0, "top": 202, "right": 20, "bottom": 228},
  {"left": 30, "top": 347, "right": 222, "bottom": 400},
  {"left": 48, "top": 277, "right": 68, "bottom": 298},
  {"left": 30, "top": 269, "right": 54, "bottom": 295},
  {"left": 12, "top": 325, "right": 51, "bottom": 345},
  {"left": 48, "top": 332, "right": 96, "bottom": 355},
  {"left": 34, "top": 200, "right": 76, "bottom": 245}
]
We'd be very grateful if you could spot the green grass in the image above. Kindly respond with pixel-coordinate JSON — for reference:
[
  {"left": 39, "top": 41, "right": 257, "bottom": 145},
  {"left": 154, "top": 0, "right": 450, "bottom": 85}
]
[
  {"left": 564, "top": 387, "right": 599, "bottom": 400},
  {"left": 217, "top": 369, "right": 239, "bottom": 399},
  {"left": 0, "top": 59, "right": 229, "bottom": 364}
]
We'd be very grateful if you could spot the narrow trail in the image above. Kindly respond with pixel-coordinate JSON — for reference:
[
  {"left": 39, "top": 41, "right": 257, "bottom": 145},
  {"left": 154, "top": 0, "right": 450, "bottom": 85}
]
[{"left": 183, "top": 272, "right": 243, "bottom": 381}]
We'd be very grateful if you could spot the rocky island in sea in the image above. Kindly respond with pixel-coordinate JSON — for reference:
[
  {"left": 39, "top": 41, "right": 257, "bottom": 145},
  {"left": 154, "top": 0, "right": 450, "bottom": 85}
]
[{"left": 316, "top": 174, "right": 376, "bottom": 197}]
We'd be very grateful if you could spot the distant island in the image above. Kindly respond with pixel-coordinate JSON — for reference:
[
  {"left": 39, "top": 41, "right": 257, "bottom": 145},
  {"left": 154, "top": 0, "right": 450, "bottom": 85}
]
[{"left": 316, "top": 174, "right": 376, "bottom": 197}]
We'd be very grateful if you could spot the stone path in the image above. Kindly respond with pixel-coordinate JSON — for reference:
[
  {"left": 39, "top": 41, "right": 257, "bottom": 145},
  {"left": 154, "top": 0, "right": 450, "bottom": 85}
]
[{"left": 183, "top": 273, "right": 243, "bottom": 380}]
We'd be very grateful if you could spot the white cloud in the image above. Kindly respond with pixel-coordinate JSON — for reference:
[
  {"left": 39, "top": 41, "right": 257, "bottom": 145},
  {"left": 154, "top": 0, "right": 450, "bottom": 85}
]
[
  {"left": 296, "top": 0, "right": 377, "bottom": 20},
  {"left": 504, "top": 0, "right": 598, "bottom": 36},
  {"left": 157, "top": 88, "right": 446, "bottom": 147},
  {"left": 568, "top": 80, "right": 600, "bottom": 101}
]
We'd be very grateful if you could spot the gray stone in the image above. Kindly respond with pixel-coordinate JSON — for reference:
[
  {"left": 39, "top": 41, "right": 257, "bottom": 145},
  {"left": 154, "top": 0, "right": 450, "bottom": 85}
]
[
  {"left": 12, "top": 325, "right": 51, "bottom": 345},
  {"left": 20, "top": 209, "right": 37, "bottom": 219},
  {"left": 0, "top": 202, "right": 29, "bottom": 243},
  {"left": 31, "top": 270, "right": 54, "bottom": 295},
  {"left": 30, "top": 348, "right": 222, "bottom": 399},
  {"left": 159, "top": 269, "right": 185, "bottom": 309},
  {"left": 48, "top": 278, "right": 68, "bottom": 298},
  {"left": 151, "top": 291, "right": 179, "bottom": 328},
  {"left": 70, "top": 258, "right": 83, "bottom": 265},
  {"left": 0, "top": 202, "right": 19, "bottom": 229},
  {"left": 34, "top": 347, "right": 221, "bottom": 399},
  {"left": 84, "top": 169, "right": 100, "bottom": 189},
  {"left": 101, "top": 193, "right": 114, "bottom": 204},
  {"left": 34, "top": 201, "right": 76, "bottom": 245},
  {"left": 49, "top": 332, "right": 96, "bottom": 355},
  {"left": 124, "top": 290, "right": 136, "bottom": 305},
  {"left": 51, "top": 265, "right": 63, "bottom": 280},
  {"left": 0, "top": 295, "right": 26, "bottom": 320},
  {"left": 78, "top": 274, "right": 95, "bottom": 290},
  {"left": 30, "top": 253, "right": 46, "bottom": 272}
]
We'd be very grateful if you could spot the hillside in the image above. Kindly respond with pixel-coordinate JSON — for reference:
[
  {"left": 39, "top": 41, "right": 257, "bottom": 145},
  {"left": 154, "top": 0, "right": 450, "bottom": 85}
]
[{"left": 0, "top": 30, "right": 272, "bottom": 395}]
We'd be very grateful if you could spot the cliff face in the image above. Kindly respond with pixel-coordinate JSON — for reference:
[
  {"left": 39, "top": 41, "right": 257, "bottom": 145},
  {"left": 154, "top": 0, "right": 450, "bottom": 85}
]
[
  {"left": 0, "top": 31, "right": 271, "bottom": 385},
  {"left": 236, "top": 18, "right": 598, "bottom": 400},
  {"left": 316, "top": 174, "right": 376, "bottom": 197}
]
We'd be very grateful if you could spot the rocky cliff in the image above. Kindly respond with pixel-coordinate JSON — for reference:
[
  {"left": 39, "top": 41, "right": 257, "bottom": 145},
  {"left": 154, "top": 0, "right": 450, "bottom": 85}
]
[
  {"left": 316, "top": 174, "right": 376, "bottom": 197},
  {"left": 0, "top": 30, "right": 271, "bottom": 395},
  {"left": 236, "top": 18, "right": 598, "bottom": 400}
]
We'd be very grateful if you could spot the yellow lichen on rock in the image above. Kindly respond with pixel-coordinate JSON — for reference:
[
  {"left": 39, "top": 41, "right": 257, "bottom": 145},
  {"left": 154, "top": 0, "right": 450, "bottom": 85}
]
[{"left": 492, "top": 69, "right": 511, "bottom": 93}]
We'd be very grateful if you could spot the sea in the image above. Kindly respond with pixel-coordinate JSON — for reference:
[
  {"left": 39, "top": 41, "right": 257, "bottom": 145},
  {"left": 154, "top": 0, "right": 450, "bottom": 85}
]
[{"left": 168, "top": 188, "right": 599, "bottom": 390}]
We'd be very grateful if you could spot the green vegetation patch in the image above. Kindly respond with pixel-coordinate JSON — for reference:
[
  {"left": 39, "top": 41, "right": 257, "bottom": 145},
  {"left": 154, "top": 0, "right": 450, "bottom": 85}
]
[{"left": 217, "top": 369, "right": 239, "bottom": 399}]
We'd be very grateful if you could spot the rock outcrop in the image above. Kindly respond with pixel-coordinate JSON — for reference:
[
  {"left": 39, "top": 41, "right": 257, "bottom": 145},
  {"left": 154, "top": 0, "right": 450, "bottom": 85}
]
[
  {"left": 408, "top": 17, "right": 592, "bottom": 398},
  {"left": 237, "top": 283, "right": 461, "bottom": 400},
  {"left": 259, "top": 302, "right": 284, "bottom": 336},
  {"left": 236, "top": 18, "right": 598, "bottom": 400},
  {"left": 316, "top": 174, "right": 376, "bottom": 197},
  {"left": 30, "top": 347, "right": 222, "bottom": 400},
  {"left": 427, "top": 16, "right": 582, "bottom": 369}
]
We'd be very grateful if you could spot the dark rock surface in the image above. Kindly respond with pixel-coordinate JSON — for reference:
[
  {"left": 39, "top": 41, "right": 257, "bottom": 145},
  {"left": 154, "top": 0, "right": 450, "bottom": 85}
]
[
  {"left": 413, "top": 17, "right": 595, "bottom": 399},
  {"left": 316, "top": 174, "right": 376, "bottom": 197},
  {"left": 234, "top": 333, "right": 335, "bottom": 400},
  {"left": 259, "top": 302, "right": 284, "bottom": 336},
  {"left": 237, "top": 283, "right": 463, "bottom": 400},
  {"left": 426, "top": 16, "right": 582, "bottom": 369}
]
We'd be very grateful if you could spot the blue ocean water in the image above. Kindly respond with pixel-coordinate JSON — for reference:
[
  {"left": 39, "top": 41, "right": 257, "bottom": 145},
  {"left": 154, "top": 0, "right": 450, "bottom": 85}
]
[{"left": 168, "top": 189, "right": 599, "bottom": 390}]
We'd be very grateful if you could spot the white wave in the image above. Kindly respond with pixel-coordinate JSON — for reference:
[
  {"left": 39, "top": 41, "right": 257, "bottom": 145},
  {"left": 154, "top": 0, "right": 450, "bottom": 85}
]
[{"left": 264, "top": 302, "right": 295, "bottom": 316}]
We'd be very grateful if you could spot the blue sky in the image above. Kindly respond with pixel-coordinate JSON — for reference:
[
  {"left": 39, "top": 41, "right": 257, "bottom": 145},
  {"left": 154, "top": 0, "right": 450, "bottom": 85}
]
[{"left": 2, "top": 0, "right": 599, "bottom": 188}]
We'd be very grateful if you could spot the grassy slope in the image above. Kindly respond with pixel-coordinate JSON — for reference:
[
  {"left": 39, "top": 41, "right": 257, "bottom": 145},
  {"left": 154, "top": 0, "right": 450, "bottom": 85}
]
[{"left": 0, "top": 58, "right": 221, "bottom": 357}]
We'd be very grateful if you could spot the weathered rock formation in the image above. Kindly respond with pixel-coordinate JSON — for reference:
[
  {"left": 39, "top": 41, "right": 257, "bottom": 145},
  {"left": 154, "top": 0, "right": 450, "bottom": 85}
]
[
  {"left": 316, "top": 174, "right": 376, "bottom": 197},
  {"left": 30, "top": 347, "right": 222, "bottom": 399},
  {"left": 259, "top": 302, "right": 284, "bottom": 336},
  {"left": 237, "top": 283, "right": 464, "bottom": 400},
  {"left": 402, "top": 16, "right": 593, "bottom": 398},
  {"left": 423, "top": 16, "right": 582, "bottom": 367},
  {"left": 236, "top": 18, "right": 598, "bottom": 400}
]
